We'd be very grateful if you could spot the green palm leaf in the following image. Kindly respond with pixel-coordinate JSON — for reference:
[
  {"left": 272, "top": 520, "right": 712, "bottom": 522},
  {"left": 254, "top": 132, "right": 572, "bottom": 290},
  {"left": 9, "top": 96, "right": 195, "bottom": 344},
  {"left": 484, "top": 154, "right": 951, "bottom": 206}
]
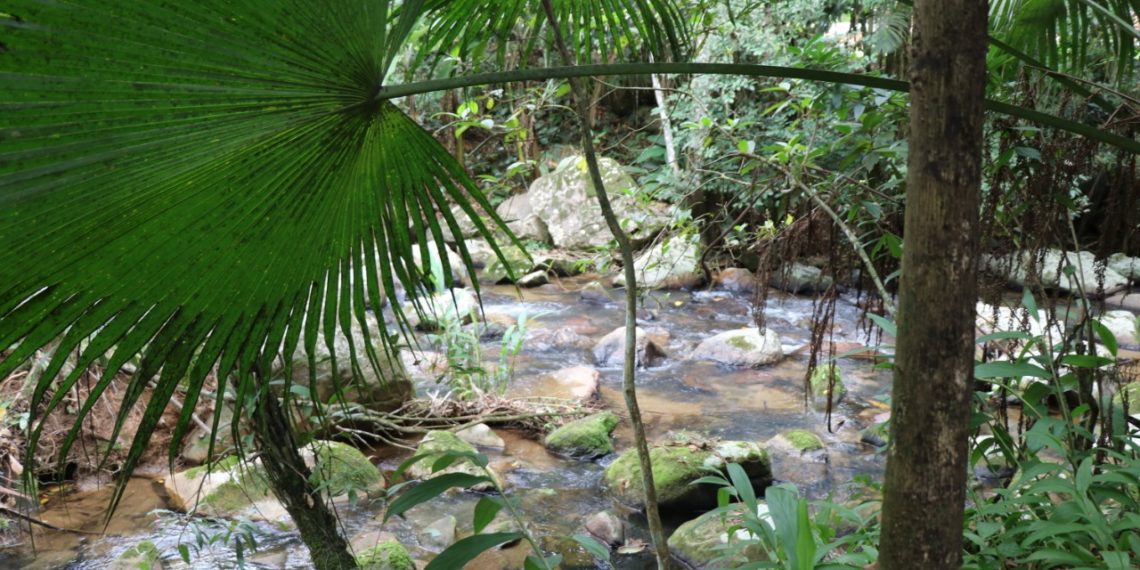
[
  {"left": 0, "top": 0, "right": 511, "bottom": 510},
  {"left": 408, "top": 0, "right": 689, "bottom": 71}
]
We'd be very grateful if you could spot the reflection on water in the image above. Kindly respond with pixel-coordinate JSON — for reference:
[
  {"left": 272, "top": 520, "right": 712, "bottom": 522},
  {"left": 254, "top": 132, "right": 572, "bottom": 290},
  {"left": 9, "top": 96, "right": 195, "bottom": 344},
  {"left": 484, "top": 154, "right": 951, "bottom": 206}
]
[{"left": 16, "top": 281, "right": 892, "bottom": 569}]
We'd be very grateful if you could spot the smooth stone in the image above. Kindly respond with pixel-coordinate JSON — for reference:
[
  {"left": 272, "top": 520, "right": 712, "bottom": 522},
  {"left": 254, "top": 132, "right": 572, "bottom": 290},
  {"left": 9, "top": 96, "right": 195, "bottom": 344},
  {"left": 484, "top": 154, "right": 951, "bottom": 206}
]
[
  {"left": 407, "top": 431, "right": 502, "bottom": 491},
  {"left": 549, "top": 365, "right": 600, "bottom": 399},
  {"left": 517, "top": 270, "right": 549, "bottom": 287},
  {"left": 579, "top": 281, "right": 614, "bottom": 304},
  {"left": 687, "top": 328, "right": 783, "bottom": 368},
  {"left": 614, "top": 233, "right": 702, "bottom": 290},
  {"left": 714, "top": 267, "right": 756, "bottom": 293},
  {"left": 419, "top": 514, "right": 457, "bottom": 551},
  {"left": 769, "top": 262, "right": 834, "bottom": 294},
  {"left": 1098, "top": 310, "right": 1138, "bottom": 346},
  {"left": 593, "top": 326, "right": 669, "bottom": 368},
  {"left": 584, "top": 510, "right": 625, "bottom": 546},
  {"left": 981, "top": 249, "right": 1129, "bottom": 296},
  {"left": 455, "top": 423, "right": 506, "bottom": 450}
]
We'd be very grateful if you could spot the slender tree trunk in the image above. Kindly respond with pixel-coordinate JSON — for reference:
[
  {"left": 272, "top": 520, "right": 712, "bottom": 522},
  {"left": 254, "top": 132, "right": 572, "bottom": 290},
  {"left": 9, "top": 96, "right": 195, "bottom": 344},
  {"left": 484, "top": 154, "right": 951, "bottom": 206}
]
[
  {"left": 878, "top": 1, "right": 987, "bottom": 569},
  {"left": 252, "top": 380, "right": 358, "bottom": 570},
  {"left": 538, "top": 2, "right": 670, "bottom": 568}
]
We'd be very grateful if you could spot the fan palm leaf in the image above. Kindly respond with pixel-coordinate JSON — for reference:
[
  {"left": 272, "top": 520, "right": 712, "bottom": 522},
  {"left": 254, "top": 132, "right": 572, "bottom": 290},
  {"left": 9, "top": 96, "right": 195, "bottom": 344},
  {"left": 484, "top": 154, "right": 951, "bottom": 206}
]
[{"left": 0, "top": 0, "right": 515, "bottom": 509}]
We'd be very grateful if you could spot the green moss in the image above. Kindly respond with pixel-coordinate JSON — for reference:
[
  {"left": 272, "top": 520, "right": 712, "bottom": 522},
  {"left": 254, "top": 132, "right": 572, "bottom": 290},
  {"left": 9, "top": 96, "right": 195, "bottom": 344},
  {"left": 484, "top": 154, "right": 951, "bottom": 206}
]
[
  {"left": 309, "top": 441, "right": 383, "bottom": 496},
  {"left": 810, "top": 365, "right": 846, "bottom": 406},
  {"left": 543, "top": 412, "right": 619, "bottom": 458},
  {"left": 604, "top": 446, "right": 708, "bottom": 505},
  {"left": 668, "top": 504, "right": 763, "bottom": 567},
  {"left": 726, "top": 335, "right": 757, "bottom": 350},
  {"left": 356, "top": 541, "right": 415, "bottom": 570},
  {"left": 781, "top": 429, "right": 824, "bottom": 451}
]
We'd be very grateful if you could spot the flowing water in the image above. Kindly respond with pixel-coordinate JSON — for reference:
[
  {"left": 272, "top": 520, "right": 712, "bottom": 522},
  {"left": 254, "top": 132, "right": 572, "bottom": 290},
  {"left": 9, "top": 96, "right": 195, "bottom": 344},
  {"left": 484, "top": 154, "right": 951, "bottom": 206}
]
[{"left": 8, "top": 278, "right": 896, "bottom": 569}]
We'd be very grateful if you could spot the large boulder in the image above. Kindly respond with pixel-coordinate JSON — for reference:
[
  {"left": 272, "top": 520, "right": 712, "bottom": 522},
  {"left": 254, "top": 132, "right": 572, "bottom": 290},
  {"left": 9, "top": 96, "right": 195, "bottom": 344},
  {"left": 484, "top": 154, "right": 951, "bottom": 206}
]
[
  {"left": 714, "top": 268, "right": 756, "bottom": 293},
  {"left": 769, "top": 262, "right": 834, "bottom": 294},
  {"left": 281, "top": 315, "right": 413, "bottom": 413},
  {"left": 165, "top": 441, "right": 383, "bottom": 524},
  {"left": 527, "top": 155, "right": 669, "bottom": 249},
  {"left": 481, "top": 243, "right": 535, "bottom": 284},
  {"left": 593, "top": 326, "right": 669, "bottom": 368},
  {"left": 406, "top": 431, "right": 502, "bottom": 491},
  {"left": 668, "top": 504, "right": 766, "bottom": 569},
  {"left": 688, "top": 328, "right": 783, "bottom": 368},
  {"left": 1108, "top": 253, "right": 1140, "bottom": 281},
  {"left": 614, "top": 233, "right": 702, "bottom": 290},
  {"left": 402, "top": 288, "right": 479, "bottom": 331},
  {"left": 981, "top": 250, "right": 1129, "bottom": 296},
  {"left": 602, "top": 434, "right": 772, "bottom": 512},
  {"left": 1097, "top": 310, "right": 1138, "bottom": 346},
  {"left": 496, "top": 194, "right": 550, "bottom": 243},
  {"left": 543, "top": 412, "right": 620, "bottom": 458}
]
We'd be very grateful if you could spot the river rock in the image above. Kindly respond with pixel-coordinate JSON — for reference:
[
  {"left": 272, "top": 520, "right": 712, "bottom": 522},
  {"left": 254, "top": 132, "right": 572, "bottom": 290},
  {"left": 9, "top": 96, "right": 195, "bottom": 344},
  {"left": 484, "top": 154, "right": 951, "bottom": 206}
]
[
  {"left": 579, "top": 281, "right": 613, "bottom": 304},
  {"left": 593, "top": 326, "right": 669, "bottom": 368},
  {"left": 407, "top": 431, "right": 502, "bottom": 491},
  {"left": 356, "top": 540, "right": 415, "bottom": 570},
  {"left": 1110, "top": 382, "right": 1140, "bottom": 435},
  {"left": 180, "top": 404, "right": 235, "bottom": 465},
  {"left": 688, "top": 328, "right": 783, "bottom": 368},
  {"left": 420, "top": 514, "right": 458, "bottom": 551},
  {"left": 543, "top": 412, "right": 620, "bottom": 458},
  {"left": 1108, "top": 253, "right": 1140, "bottom": 281},
  {"left": 602, "top": 435, "right": 772, "bottom": 512},
  {"left": 482, "top": 244, "right": 534, "bottom": 284},
  {"left": 455, "top": 423, "right": 506, "bottom": 450},
  {"left": 584, "top": 510, "right": 625, "bottom": 546},
  {"left": 810, "top": 365, "right": 846, "bottom": 411},
  {"left": 517, "top": 270, "right": 549, "bottom": 287},
  {"left": 165, "top": 441, "right": 383, "bottom": 524},
  {"left": 413, "top": 240, "right": 470, "bottom": 287},
  {"left": 526, "top": 328, "right": 594, "bottom": 352},
  {"left": 614, "top": 233, "right": 702, "bottom": 290},
  {"left": 403, "top": 288, "right": 480, "bottom": 331},
  {"left": 281, "top": 314, "right": 413, "bottom": 413},
  {"left": 668, "top": 503, "right": 765, "bottom": 568},
  {"left": 527, "top": 155, "right": 669, "bottom": 249},
  {"left": 496, "top": 193, "right": 550, "bottom": 243},
  {"left": 981, "top": 249, "right": 1129, "bottom": 296},
  {"left": 1098, "top": 310, "right": 1138, "bottom": 346},
  {"left": 547, "top": 365, "right": 600, "bottom": 399},
  {"left": 714, "top": 267, "right": 756, "bottom": 293},
  {"left": 769, "top": 262, "right": 834, "bottom": 294}
]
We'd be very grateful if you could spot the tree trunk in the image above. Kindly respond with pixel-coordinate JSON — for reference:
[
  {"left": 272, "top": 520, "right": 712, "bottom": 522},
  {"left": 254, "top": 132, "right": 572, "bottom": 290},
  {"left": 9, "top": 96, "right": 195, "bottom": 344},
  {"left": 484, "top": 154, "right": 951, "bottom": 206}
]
[
  {"left": 878, "top": 1, "right": 987, "bottom": 569},
  {"left": 251, "top": 381, "right": 358, "bottom": 570}
]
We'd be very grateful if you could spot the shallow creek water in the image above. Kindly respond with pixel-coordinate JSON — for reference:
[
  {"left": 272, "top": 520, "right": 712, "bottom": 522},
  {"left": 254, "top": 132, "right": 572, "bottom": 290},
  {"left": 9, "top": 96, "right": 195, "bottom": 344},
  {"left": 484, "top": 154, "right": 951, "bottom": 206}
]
[{"left": 12, "top": 278, "right": 897, "bottom": 569}]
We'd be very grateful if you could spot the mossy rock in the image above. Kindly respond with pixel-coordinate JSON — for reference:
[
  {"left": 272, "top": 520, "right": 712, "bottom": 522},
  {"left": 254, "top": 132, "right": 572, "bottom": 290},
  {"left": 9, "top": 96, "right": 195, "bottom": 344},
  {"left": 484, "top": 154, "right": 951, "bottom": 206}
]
[
  {"left": 165, "top": 441, "right": 382, "bottom": 523},
  {"left": 482, "top": 244, "right": 535, "bottom": 284},
  {"left": 407, "top": 430, "right": 502, "bottom": 491},
  {"left": 810, "top": 365, "right": 846, "bottom": 411},
  {"left": 356, "top": 541, "right": 415, "bottom": 570},
  {"left": 543, "top": 412, "right": 620, "bottom": 458},
  {"left": 602, "top": 437, "right": 771, "bottom": 512},
  {"left": 111, "top": 540, "right": 163, "bottom": 570},
  {"left": 771, "top": 429, "right": 824, "bottom": 452},
  {"left": 668, "top": 504, "right": 766, "bottom": 569}
]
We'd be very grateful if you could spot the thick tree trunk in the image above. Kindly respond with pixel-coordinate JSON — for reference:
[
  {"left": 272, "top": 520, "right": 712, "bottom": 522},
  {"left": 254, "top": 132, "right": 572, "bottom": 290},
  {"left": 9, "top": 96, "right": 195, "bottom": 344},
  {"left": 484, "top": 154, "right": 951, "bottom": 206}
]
[
  {"left": 878, "top": 1, "right": 987, "bottom": 569},
  {"left": 251, "top": 383, "right": 358, "bottom": 570}
]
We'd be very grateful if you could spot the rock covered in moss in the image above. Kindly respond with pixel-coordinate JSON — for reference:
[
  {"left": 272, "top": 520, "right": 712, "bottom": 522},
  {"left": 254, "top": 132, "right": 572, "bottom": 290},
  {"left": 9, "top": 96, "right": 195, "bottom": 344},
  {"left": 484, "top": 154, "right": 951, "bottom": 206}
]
[
  {"left": 688, "top": 328, "right": 783, "bottom": 368},
  {"left": 455, "top": 423, "right": 506, "bottom": 450},
  {"left": 668, "top": 504, "right": 766, "bottom": 568},
  {"left": 482, "top": 243, "right": 535, "bottom": 284},
  {"left": 810, "top": 364, "right": 846, "bottom": 411},
  {"left": 111, "top": 540, "right": 163, "bottom": 570},
  {"left": 769, "top": 262, "right": 834, "bottom": 294},
  {"left": 165, "top": 441, "right": 382, "bottom": 524},
  {"left": 407, "top": 430, "right": 502, "bottom": 491},
  {"left": 767, "top": 429, "right": 824, "bottom": 453},
  {"left": 602, "top": 435, "right": 771, "bottom": 512},
  {"left": 543, "top": 412, "right": 620, "bottom": 458},
  {"left": 356, "top": 541, "right": 415, "bottom": 570}
]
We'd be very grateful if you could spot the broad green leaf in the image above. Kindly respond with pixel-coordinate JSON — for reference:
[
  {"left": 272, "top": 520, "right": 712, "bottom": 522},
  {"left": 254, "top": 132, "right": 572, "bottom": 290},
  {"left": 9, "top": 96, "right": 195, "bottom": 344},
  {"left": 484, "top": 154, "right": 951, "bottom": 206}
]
[
  {"left": 570, "top": 534, "right": 612, "bottom": 562},
  {"left": 866, "top": 313, "right": 897, "bottom": 337},
  {"left": 473, "top": 496, "right": 504, "bottom": 534},
  {"left": 384, "top": 473, "right": 492, "bottom": 522},
  {"left": 1060, "top": 354, "right": 1115, "bottom": 368},
  {"left": 977, "top": 331, "right": 1034, "bottom": 343},
  {"left": 727, "top": 462, "right": 758, "bottom": 514},
  {"left": 1092, "top": 319, "right": 1119, "bottom": 357},
  {"left": 425, "top": 533, "right": 525, "bottom": 570},
  {"left": 974, "top": 361, "right": 1051, "bottom": 379}
]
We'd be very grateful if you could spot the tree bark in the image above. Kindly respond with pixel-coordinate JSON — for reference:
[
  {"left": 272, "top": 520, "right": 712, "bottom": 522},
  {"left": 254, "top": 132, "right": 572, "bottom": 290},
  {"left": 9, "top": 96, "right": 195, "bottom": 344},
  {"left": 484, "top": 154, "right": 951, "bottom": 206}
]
[
  {"left": 251, "top": 381, "right": 358, "bottom": 570},
  {"left": 878, "top": 1, "right": 987, "bottom": 569}
]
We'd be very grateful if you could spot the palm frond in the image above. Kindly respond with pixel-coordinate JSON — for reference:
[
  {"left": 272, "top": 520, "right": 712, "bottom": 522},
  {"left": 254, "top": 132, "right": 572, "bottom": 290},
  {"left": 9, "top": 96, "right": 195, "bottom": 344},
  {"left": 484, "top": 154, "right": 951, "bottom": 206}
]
[
  {"left": 990, "top": 0, "right": 1139, "bottom": 83},
  {"left": 407, "top": 0, "right": 690, "bottom": 73},
  {"left": 0, "top": 0, "right": 510, "bottom": 510}
]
